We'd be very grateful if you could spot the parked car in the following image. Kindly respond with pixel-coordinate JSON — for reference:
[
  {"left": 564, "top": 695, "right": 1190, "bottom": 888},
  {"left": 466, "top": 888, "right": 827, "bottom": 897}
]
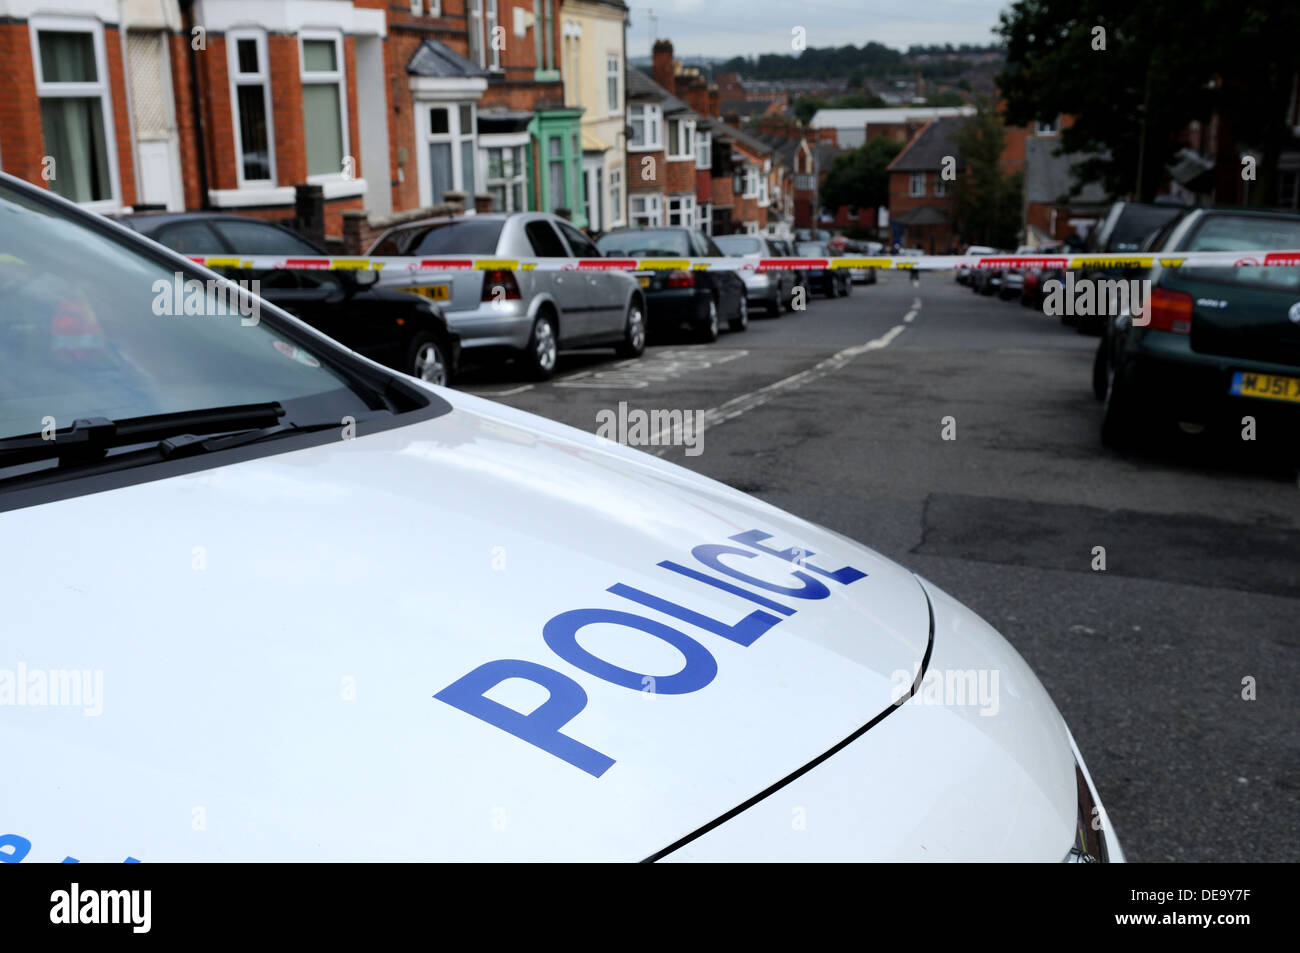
[
  {"left": 794, "top": 240, "right": 852, "bottom": 298},
  {"left": 0, "top": 171, "right": 1123, "bottom": 862},
  {"left": 596, "top": 227, "right": 747, "bottom": 340},
  {"left": 769, "top": 238, "right": 808, "bottom": 301},
  {"left": 1073, "top": 201, "right": 1188, "bottom": 333},
  {"left": 118, "top": 211, "right": 460, "bottom": 385},
  {"left": 843, "top": 239, "right": 880, "bottom": 285},
  {"left": 1097, "top": 207, "right": 1300, "bottom": 453},
  {"left": 957, "top": 245, "right": 996, "bottom": 286},
  {"left": 971, "top": 251, "right": 1008, "bottom": 296},
  {"left": 713, "top": 234, "right": 796, "bottom": 316},
  {"left": 369, "top": 212, "right": 646, "bottom": 380},
  {"left": 998, "top": 245, "right": 1041, "bottom": 300}
]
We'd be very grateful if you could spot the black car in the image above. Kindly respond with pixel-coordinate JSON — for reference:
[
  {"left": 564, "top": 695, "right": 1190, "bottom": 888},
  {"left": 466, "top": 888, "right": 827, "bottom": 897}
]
[
  {"left": 117, "top": 212, "right": 459, "bottom": 385},
  {"left": 596, "top": 227, "right": 747, "bottom": 340},
  {"left": 794, "top": 241, "right": 851, "bottom": 298},
  {"left": 1072, "top": 201, "right": 1188, "bottom": 334},
  {"left": 1097, "top": 207, "right": 1300, "bottom": 454}
]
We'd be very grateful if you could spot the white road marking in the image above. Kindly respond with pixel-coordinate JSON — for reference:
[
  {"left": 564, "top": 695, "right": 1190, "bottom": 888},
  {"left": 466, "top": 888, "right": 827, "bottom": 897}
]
[
  {"left": 475, "top": 384, "right": 535, "bottom": 397},
  {"left": 649, "top": 322, "right": 909, "bottom": 452}
]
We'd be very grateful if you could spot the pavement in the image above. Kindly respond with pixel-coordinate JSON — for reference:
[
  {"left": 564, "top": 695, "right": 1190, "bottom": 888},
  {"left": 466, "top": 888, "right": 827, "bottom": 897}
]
[{"left": 459, "top": 270, "right": 1300, "bottom": 862}]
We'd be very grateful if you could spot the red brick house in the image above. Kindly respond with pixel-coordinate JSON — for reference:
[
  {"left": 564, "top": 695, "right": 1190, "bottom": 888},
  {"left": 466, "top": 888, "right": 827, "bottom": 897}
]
[{"left": 0, "top": 0, "right": 588, "bottom": 242}]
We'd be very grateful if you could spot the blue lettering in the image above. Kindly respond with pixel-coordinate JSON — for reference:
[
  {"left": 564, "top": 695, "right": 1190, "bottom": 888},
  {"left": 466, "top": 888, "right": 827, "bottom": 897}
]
[
  {"left": 434, "top": 659, "right": 615, "bottom": 778},
  {"left": 658, "top": 560, "right": 796, "bottom": 615},
  {"left": 543, "top": 608, "right": 717, "bottom": 694},
  {"left": 730, "top": 530, "right": 868, "bottom": 585},
  {"left": 608, "top": 583, "right": 781, "bottom": 647},
  {"left": 691, "top": 544, "right": 832, "bottom": 600},
  {"left": 0, "top": 834, "right": 31, "bottom": 863}
]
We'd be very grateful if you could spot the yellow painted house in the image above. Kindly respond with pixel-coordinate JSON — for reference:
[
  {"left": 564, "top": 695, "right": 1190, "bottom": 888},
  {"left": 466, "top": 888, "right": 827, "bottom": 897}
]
[{"left": 558, "top": 0, "right": 628, "bottom": 232}]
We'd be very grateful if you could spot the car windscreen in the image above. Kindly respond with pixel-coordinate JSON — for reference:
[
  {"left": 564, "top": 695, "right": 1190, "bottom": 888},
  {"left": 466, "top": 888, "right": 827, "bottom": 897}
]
[
  {"left": 0, "top": 182, "right": 357, "bottom": 442},
  {"left": 795, "top": 242, "right": 829, "bottom": 256},
  {"left": 714, "top": 236, "right": 763, "bottom": 256},
  {"left": 1108, "top": 205, "right": 1184, "bottom": 251},
  {"left": 1180, "top": 214, "right": 1300, "bottom": 291},
  {"left": 371, "top": 220, "right": 504, "bottom": 256},
  {"left": 596, "top": 230, "right": 691, "bottom": 256}
]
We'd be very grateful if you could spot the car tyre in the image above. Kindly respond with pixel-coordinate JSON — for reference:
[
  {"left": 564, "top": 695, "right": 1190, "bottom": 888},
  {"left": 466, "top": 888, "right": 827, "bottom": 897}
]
[
  {"left": 1092, "top": 339, "right": 1108, "bottom": 401},
  {"left": 408, "top": 333, "right": 452, "bottom": 387},
  {"left": 523, "top": 311, "right": 559, "bottom": 380},
  {"left": 1100, "top": 358, "right": 1139, "bottom": 449},
  {"left": 729, "top": 295, "right": 749, "bottom": 333},
  {"left": 615, "top": 299, "right": 646, "bottom": 359},
  {"left": 697, "top": 296, "right": 720, "bottom": 343}
]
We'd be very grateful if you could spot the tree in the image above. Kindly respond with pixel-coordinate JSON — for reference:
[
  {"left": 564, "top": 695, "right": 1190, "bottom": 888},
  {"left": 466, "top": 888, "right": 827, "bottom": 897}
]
[
  {"left": 794, "top": 97, "right": 828, "bottom": 125},
  {"left": 950, "top": 102, "right": 1024, "bottom": 248},
  {"left": 996, "top": 0, "right": 1300, "bottom": 204},
  {"left": 831, "top": 93, "right": 887, "bottom": 109},
  {"left": 819, "top": 137, "right": 903, "bottom": 212},
  {"left": 925, "top": 90, "right": 966, "bottom": 107}
]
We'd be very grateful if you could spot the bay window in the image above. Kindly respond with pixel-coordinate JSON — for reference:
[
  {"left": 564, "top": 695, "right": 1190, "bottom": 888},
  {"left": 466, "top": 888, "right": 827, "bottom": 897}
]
[
  {"left": 666, "top": 194, "right": 695, "bottom": 228},
  {"left": 628, "top": 104, "right": 662, "bottom": 150},
  {"left": 667, "top": 118, "right": 695, "bottom": 161},
  {"left": 424, "top": 103, "right": 476, "bottom": 204},
  {"left": 484, "top": 144, "right": 526, "bottom": 212},
  {"left": 630, "top": 193, "right": 662, "bottom": 227},
  {"left": 695, "top": 130, "right": 711, "bottom": 171}
]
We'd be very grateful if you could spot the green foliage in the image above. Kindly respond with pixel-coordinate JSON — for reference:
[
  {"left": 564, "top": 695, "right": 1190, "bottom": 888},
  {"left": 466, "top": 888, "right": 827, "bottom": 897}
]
[
  {"left": 996, "top": 0, "right": 1300, "bottom": 203},
  {"left": 950, "top": 102, "right": 1024, "bottom": 248},
  {"left": 793, "top": 97, "right": 828, "bottom": 124},
  {"left": 820, "top": 137, "right": 904, "bottom": 212},
  {"left": 831, "top": 93, "right": 887, "bottom": 109},
  {"left": 924, "top": 91, "right": 967, "bottom": 107}
]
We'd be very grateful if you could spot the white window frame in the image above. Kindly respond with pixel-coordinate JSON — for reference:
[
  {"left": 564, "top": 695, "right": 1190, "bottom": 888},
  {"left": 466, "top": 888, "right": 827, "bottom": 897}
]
[
  {"left": 695, "top": 130, "right": 712, "bottom": 171},
  {"left": 667, "top": 118, "right": 695, "bottom": 162},
  {"left": 933, "top": 176, "right": 948, "bottom": 197},
  {"left": 700, "top": 201, "right": 712, "bottom": 235},
  {"left": 482, "top": 136, "right": 528, "bottom": 212},
  {"left": 909, "top": 172, "right": 925, "bottom": 197},
  {"left": 742, "top": 166, "right": 759, "bottom": 198},
  {"left": 467, "top": 0, "right": 483, "bottom": 66},
  {"left": 1036, "top": 116, "right": 1060, "bottom": 136},
  {"left": 607, "top": 166, "right": 624, "bottom": 227},
  {"left": 606, "top": 56, "right": 620, "bottom": 116},
  {"left": 630, "top": 192, "right": 662, "bottom": 227},
  {"left": 29, "top": 16, "right": 121, "bottom": 212},
  {"left": 758, "top": 172, "right": 769, "bottom": 207},
  {"left": 299, "top": 31, "right": 350, "bottom": 184},
  {"left": 420, "top": 100, "right": 477, "bottom": 205},
  {"left": 410, "top": 0, "right": 422, "bottom": 14},
  {"left": 627, "top": 103, "right": 662, "bottom": 152},
  {"left": 226, "top": 29, "right": 277, "bottom": 188},
  {"left": 666, "top": 194, "right": 696, "bottom": 228}
]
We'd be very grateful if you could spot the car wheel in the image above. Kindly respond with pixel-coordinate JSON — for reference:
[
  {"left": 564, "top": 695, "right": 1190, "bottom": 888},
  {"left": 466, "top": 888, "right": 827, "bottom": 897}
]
[
  {"left": 824, "top": 280, "right": 837, "bottom": 299},
  {"left": 698, "top": 296, "right": 720, "bottom": 343},
  {"left": 524, "top": 312, "right": 559, "bottom": 380},
  {"left": 1100, "top": 358, "right": 1139, "bottom": 449},
  {"left": 615, "top": 299, "right": 646, "bottom": 359},
  {"left": 844, "top": 277, "right": 853, "bottom": 297},
  {"left": 408, "top": 333, "right": 450, "bottom": 387},
  {"left": 729, "top": 295, "right": 749, "bottom": 333},
  {"left": 767, "top": 292, "right": 783, "bottom": 317},
  {"left": 1092, "top": 339, "right": 1108, "bottom": 401}
]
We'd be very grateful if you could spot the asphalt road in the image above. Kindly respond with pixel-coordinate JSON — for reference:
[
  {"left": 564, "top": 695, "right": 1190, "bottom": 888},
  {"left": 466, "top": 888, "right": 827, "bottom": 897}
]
[{"left": 459, "top": 271, "right": 1300, "bottom": 862}]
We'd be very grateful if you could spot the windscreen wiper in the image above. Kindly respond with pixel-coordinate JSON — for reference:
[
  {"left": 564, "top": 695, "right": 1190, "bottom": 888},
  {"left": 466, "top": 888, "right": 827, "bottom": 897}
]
[{"left": 0, "top": 401, "right": 285, "bottom": 468}]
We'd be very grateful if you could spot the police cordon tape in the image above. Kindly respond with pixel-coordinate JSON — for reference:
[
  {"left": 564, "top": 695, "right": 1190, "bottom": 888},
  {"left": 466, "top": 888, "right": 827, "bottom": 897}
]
[{"left": 185, "top": 250, "right": 1300, "bottom": 276}]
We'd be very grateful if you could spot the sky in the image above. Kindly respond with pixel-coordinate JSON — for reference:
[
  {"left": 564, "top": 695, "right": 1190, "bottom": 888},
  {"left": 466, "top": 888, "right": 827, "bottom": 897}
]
[{"left": 625, "top": 0, "right": 1011, "bottom": 60}]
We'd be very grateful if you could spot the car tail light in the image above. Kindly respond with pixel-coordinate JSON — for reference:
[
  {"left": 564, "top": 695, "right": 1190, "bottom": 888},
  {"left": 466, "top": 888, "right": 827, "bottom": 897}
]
[
  {"left": 665, "top": 270, "right": 694, "bottom": 289},
  {"left": 481, "top": 269, "right": 521, "bottom": 301},
  {"left": 1147, "top": 287, "right": 1192, "bottom": 334}
]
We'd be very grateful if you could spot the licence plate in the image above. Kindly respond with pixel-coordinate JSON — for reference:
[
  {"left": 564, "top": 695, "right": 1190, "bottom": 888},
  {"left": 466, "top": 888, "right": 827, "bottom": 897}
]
[
  {"left": 1230, "top": 371, "right": 1300, "bottom": 403},
  {"left": 403, "top": 284, "right": 450, "bottom": 301},
  {"left": 638, "top": 276, "right": 651, "bottom": 288}
]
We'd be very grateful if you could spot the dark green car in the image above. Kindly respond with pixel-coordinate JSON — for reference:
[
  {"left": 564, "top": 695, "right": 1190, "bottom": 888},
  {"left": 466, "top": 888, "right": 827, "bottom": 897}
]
[{"left": 1098, "top": 208, "right": 1300, "bottom": 453}]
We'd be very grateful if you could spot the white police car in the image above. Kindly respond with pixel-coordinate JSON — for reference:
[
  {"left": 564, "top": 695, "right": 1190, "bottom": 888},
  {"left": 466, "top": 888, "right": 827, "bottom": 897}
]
[{"left": 0, "top": 173, "right": 1121, "bottom": 862}]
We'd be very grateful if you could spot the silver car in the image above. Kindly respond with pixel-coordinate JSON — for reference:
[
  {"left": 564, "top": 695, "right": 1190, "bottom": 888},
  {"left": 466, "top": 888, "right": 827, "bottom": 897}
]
[
  {"left": 369, "top": 212, "right": 646, "bottom": 379},
  {"left": 712, "top": 234, "right": 796, "bottom": 316}
]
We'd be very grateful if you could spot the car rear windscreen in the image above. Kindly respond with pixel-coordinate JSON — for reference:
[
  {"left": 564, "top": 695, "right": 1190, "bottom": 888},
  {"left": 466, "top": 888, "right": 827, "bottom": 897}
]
[
  {"left": 715, "top": 236, "right": 763, "bottom": 255},
  {"left": 371, "top": 220, "right": 504, "bottom": 256},
  {"left": 596, "top": 230, "right": 690, "bottom": 256},
  {"left": 1109, "top": 205, "right": 1184, "bottom": 251},
  {"left": 1183, "top": 214, "right": 1300, "bottom": 290}
]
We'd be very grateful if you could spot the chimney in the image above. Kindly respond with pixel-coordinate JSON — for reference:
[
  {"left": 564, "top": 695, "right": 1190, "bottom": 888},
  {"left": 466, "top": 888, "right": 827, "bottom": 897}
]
[
  {"left": 652, "top": 39, "right": 674, "bottom": 93},
  {"left": 682, "top": 74, "right": 710, "bottom": 116},
  {"left": 708, "top": 84, "right": 720, "bottom": 118}
]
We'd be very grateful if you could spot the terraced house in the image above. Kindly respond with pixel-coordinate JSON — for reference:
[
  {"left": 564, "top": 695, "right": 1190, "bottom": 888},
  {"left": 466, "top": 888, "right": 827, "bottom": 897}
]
[{"left": 0, "top": 0, "right": 614, "bottom": 242}]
